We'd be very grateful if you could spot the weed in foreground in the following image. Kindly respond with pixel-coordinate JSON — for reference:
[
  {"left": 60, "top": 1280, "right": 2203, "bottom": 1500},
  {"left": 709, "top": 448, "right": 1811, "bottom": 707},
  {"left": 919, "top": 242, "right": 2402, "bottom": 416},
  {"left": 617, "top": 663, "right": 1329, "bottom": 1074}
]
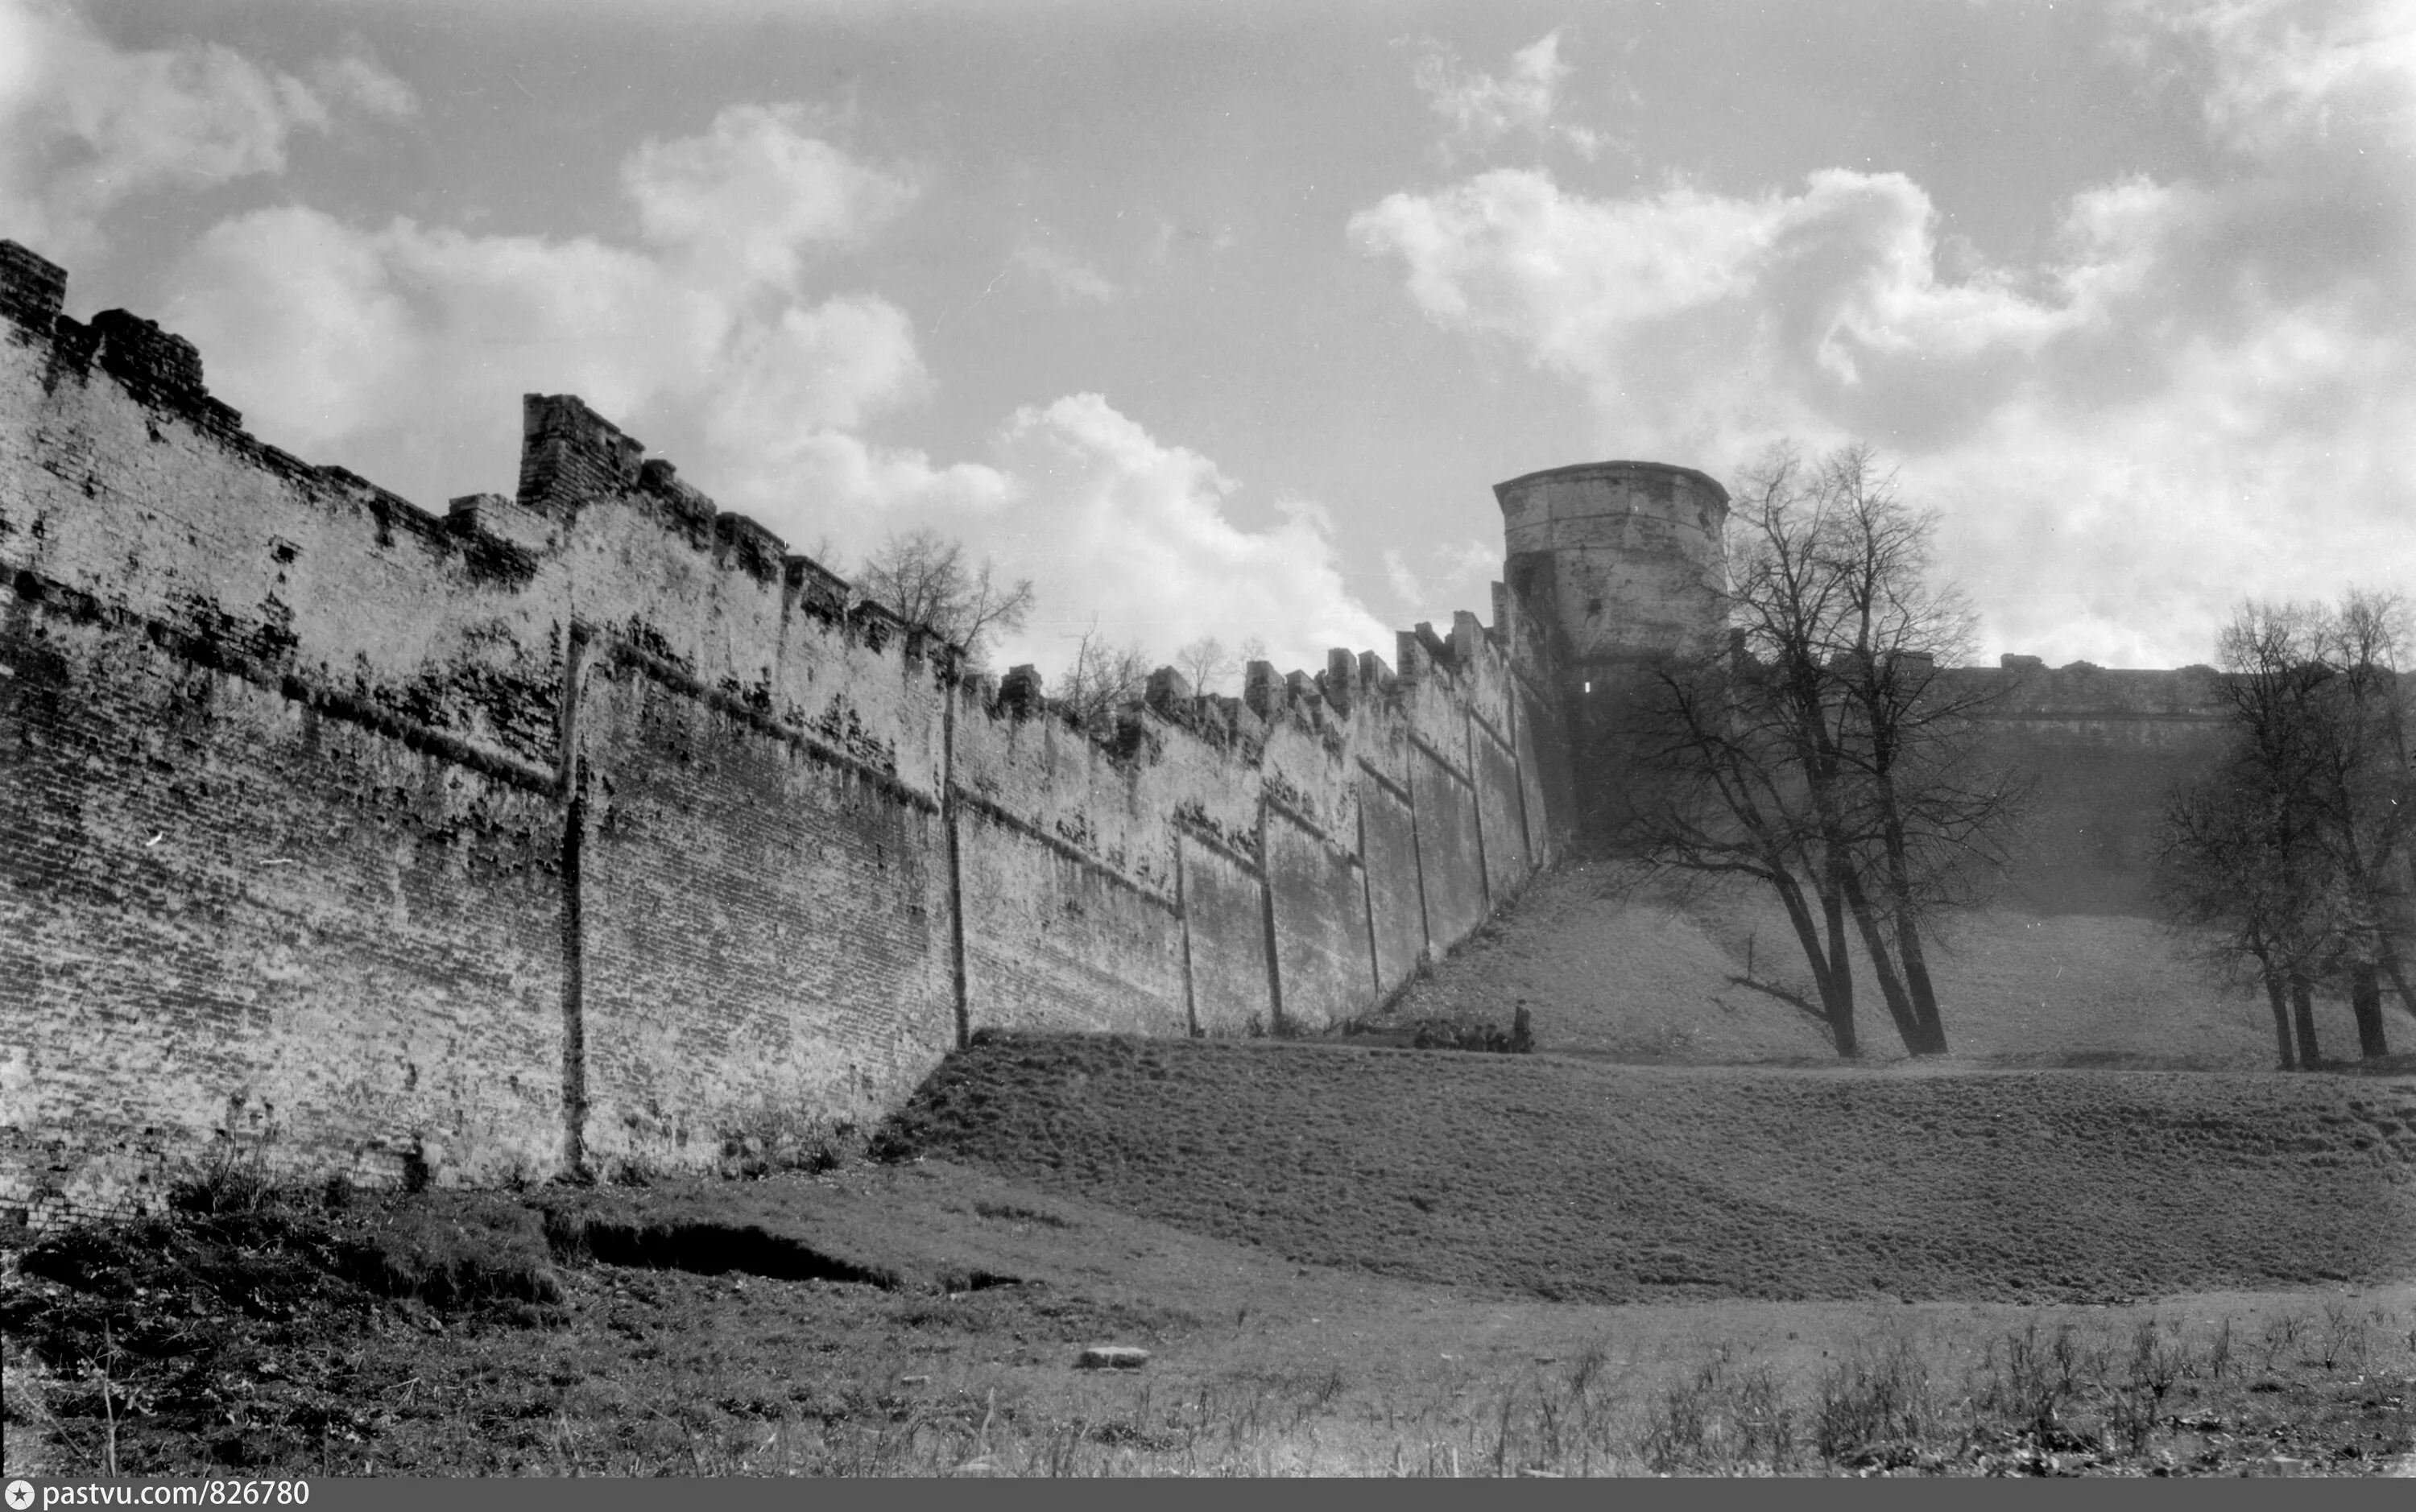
[
  {"left": 2317, "top": 1299, "right": 2369, "bottom": 1372},
  {"left": 168, "top": 1141, "right": 286, "bottom": 1218},
  {"left": 1814, "top": 1338, "right": 1937, "bottom": 1472},
  {"left": 1640, "top": 1350, "right": 1799, "bottom": 1473},
  {"left": 2109, "top": 1319, "right": 2184, "bottom": 1456},
  {"left": 10, "top": 1182, "right": 2416, "bottom": 1477},
  {"left": 713, "top": 1109, "right": 863, "bottom": 1180}
]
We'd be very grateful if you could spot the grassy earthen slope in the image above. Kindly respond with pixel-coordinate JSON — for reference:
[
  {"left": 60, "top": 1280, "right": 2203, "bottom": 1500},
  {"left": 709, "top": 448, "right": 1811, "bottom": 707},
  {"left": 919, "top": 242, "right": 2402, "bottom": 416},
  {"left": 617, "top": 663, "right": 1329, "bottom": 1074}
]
[
  {"left": 890, "top": 1033, "right": 2416, "bottom": 1305},
  {"left": 13, "top": 1158, "right": 2416, "bottom": 1477},
  {"left": 1381, "top": 861, "right": 2384, "bottom": 1069}
]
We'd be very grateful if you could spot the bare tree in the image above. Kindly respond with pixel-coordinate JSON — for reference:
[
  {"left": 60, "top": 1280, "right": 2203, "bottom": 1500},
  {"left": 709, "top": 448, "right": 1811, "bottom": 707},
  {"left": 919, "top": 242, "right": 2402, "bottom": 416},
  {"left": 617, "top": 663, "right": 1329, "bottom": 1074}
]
[
  {"left": 856, "top": 527, "right": 1035, "bottom": 671},
  {"left": 2160, "top": 593, "right": 2413, "bottom": 1065},
  {"left": 1174, "top": 635, "right": 1239, "bottom": 697},
  {"left": 1623, "top": 443, "right": 2026, "bottom": 1058},
  {"left": 1057, "top": 624, "right": 1153, "bottom": 731},
  {"left": 2306, "top": 591, "right": 2415, "bottom": 1057},
  {"left": 2157, "top": 759, "right": 2327, "bottom": 1068},
  {"left": 1813, "top": 448, "right": 2029, "bottom": 1054},
  {"left": 1628, "top": 638, "right": 1868, "bottom": 1055}
]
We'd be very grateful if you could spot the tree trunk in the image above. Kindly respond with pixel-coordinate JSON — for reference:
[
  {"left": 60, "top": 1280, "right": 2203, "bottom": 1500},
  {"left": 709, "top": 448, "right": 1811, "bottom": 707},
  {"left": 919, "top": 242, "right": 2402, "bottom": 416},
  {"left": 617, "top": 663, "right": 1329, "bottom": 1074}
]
[
  {"left": 2290, "top": 974, "right": 2322, "bottom": 1068},
  {"left": 2263, "top": 969, "right": 2296, "bottom": 1070},
  {"left": 1880, "top": 812, "right": 1950, "bottom": 1053},
  {"left": 1822, "top": 882, "right": 1857, "bottom": 1056},
  {"left": 1773, "top": 874, "right": 1855, "bottom": 1058},
  {"left": 1891, "top": 911, "right": 1949, "bottom": 1055},
  {"left": 2378, "top": 938, "right": 2416, "bottom": 1022},
  {"left": 1840, "top": 869, "right": 1927, "bottom": 1054},
  {"left": 2349, "top": 960, "right": 2391, "bottom": 1059}
]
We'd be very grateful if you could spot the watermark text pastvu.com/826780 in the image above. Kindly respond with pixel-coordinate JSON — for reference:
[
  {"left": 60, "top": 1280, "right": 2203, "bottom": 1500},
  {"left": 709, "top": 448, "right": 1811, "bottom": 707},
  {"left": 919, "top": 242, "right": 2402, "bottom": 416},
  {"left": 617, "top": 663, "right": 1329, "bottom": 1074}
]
[{"left": 7, "top": 1483, "right": 310, "bottom": 1508}]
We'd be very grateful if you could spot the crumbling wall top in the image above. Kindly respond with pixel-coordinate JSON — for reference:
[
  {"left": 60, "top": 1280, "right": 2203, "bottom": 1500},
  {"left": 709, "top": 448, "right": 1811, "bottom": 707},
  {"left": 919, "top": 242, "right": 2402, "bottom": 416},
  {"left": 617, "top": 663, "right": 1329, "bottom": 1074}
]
[
  {"left": 0, "top": 241, "right": 66, "bottom": 331},
  {"left": 1493, "top": 459, "right": 1730, "bottom": 514}
]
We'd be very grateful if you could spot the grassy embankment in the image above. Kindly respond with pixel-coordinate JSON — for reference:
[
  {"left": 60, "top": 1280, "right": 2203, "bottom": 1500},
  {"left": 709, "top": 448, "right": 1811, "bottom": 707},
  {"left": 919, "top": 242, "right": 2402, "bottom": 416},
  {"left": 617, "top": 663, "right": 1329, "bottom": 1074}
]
[
  {"left": 894, "top": 1035, "right": 2416, "bottom": 1306},
  {"left": 6, "top": 1030, "right": 2414, "bottom": 1477},
  {"left": 1372, "top": 859, "right": 2406, "bottom": 1071}
]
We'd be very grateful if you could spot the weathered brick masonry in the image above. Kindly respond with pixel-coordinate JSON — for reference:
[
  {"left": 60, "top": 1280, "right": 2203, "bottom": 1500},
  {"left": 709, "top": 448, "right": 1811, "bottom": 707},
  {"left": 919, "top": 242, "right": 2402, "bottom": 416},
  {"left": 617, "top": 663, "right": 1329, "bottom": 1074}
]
[{"left": 0, "top": 242, "right": 1573, "bottom": 1225}]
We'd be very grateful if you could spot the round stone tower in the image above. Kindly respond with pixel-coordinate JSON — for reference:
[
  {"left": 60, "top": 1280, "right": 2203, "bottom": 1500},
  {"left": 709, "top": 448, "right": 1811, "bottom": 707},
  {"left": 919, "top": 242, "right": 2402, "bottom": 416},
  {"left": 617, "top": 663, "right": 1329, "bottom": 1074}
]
[
  {"left": 1495, "top": 461, "right": 1731, "bottom": 848},
  {"left": 1496, "top": 460, "right": 1731, "bottom": 671}
]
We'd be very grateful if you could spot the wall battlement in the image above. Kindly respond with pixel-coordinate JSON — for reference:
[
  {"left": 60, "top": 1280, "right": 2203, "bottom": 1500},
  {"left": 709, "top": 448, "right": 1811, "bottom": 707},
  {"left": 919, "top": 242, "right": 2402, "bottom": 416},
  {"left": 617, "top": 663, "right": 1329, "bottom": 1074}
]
[
  {"left": 1958, "top": 659, "right": 2227, "bottom": 729},
  {"left": 0, "top": 241, "right": 1572, "bottom": 1228}
]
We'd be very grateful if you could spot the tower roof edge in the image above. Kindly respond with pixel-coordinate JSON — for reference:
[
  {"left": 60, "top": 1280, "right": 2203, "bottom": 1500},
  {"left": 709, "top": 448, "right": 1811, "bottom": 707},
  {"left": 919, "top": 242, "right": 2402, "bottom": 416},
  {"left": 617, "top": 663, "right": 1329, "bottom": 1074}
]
[{"left": 1492, "top": 460, "right": 1729, "bottom": 510}]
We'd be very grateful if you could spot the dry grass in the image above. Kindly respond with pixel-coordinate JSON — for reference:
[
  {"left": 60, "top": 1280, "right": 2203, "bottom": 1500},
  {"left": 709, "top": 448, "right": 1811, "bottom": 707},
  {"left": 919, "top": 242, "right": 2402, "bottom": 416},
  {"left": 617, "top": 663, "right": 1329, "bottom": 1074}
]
[
  {"left": 0, "top": 1161, "right": 1198, "bottom": 1477},
  {"left": 7, "top": 1156, "right": 2415, "bottom": 1477},
  {"left": 1381, "top": 861, "right": 2388, "bottom": 1070},
  {"left": 889, "top": 1032, "right": 2416, "bottom": 1305}
]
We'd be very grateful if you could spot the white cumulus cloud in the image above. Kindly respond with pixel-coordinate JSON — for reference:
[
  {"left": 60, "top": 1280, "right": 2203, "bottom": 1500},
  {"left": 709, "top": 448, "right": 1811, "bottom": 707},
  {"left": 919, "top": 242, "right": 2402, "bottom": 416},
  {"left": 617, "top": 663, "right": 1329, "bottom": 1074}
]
[
  {"left": 978, "top": 394, "right": 1393, "bottom": 682},
  {"left": 0, "top": 0, "right": 414, "bottom": 259},
  {"left": 167, "top": 209, "right": 721, "bottom": 481},
  {"left": 160, "top": 105, "right": 987, "bottom": 557},
  {"left": 1355, "top": 0, "right": 2416, "bottom": 667},
  {"left": 707, "top": 297, "right": 1014, "bottom": 530},
  {"left": 1351, "top": 167, "right": 2104, "bottom": 462},
  {"left": 623, "top": 102, "right": 916, "bottom": 291},
  {"left": 2141, "top": 0, "right": 2416, "bottom": 155}
]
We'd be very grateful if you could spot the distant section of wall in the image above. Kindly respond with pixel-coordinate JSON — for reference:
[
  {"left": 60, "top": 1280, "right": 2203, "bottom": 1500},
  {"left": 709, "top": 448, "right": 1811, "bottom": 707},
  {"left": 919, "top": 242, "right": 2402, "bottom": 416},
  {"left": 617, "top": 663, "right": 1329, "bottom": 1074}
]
[
  {"left": 1963, "top": 661, "right": 2228, "bottom": 737},
  {"left": 0, "top": 241, "right": 1571, "bottom": 1227},
  {"left": 1943, "top": 662, "right": 2232, "bottom": 915},
  {"left": 948, "top": 685, "right": 1189, "bottom": 1039}
]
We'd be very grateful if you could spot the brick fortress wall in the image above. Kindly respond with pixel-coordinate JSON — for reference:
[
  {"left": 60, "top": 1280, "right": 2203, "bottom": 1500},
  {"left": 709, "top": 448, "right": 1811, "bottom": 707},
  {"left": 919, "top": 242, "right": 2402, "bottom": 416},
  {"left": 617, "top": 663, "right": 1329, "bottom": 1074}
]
[
  {"left": 1944, "top": 659, "right": 2232, "bottom": 915},
  {"left": 0, "top": 242, "right": 1572, "bottom": 1227}
]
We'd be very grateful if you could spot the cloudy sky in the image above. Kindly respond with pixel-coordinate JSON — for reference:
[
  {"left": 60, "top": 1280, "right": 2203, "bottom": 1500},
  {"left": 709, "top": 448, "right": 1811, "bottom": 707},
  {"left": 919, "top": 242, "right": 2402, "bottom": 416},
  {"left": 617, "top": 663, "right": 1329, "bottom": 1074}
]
[{"left": 4, "top": 0, "right": 2410, "bottom": 680}]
